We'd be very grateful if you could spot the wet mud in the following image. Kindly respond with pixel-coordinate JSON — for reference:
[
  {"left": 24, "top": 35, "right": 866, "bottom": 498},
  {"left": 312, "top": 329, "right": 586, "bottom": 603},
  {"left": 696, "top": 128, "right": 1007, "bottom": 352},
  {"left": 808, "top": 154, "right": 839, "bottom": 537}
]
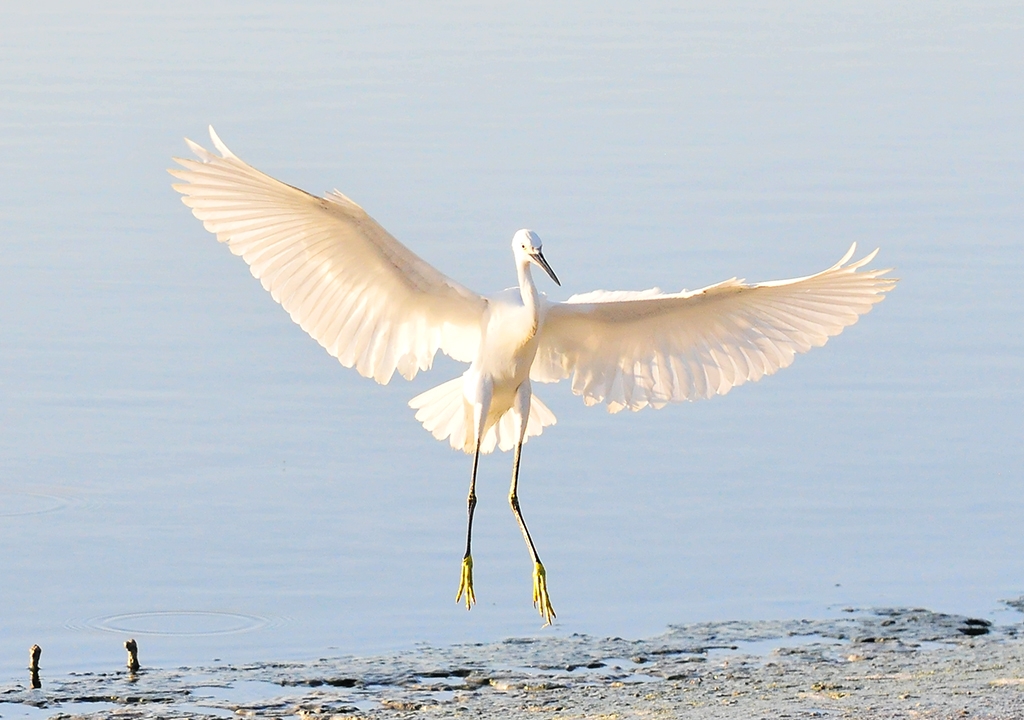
[{"left": 4, "top": 605, "right": 1024, "bottom": 719}]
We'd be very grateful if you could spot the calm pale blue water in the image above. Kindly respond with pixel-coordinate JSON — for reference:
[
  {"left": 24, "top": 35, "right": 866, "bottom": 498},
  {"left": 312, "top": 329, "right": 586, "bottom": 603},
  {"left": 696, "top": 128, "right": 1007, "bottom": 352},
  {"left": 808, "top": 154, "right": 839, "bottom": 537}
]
[{"left": 2, "top": 2, "right": 1022, "bottom": 680}]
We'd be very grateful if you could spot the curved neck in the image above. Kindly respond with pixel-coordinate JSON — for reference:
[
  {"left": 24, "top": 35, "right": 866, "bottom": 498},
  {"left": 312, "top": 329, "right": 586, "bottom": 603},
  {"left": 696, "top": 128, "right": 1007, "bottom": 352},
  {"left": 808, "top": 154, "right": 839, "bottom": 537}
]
[{"left": 517, "top": 261, "right": 541, "bottom": 322}]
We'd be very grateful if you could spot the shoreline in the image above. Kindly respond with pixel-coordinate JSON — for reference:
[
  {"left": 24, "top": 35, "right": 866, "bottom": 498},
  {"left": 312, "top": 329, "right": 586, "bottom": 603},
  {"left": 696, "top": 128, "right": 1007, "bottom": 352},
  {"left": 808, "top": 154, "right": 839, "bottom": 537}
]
[{"left": 4, "top": 605, "right": 1024, "bottom": 718}]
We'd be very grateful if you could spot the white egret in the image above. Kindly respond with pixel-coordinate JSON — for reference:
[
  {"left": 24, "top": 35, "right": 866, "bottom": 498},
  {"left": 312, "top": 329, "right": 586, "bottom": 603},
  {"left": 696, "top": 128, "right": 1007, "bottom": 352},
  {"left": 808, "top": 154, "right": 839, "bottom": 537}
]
[{"left": 170, "top": 127, "right": 896, "bottom": 625}]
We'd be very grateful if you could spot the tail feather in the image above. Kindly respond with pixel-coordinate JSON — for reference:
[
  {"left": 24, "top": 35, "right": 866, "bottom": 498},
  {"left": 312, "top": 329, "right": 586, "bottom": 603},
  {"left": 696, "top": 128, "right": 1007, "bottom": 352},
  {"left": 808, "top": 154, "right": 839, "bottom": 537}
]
[
  {"left": 409, "top": 378, "right": 557, "bottom": 454},
  {"left": 409, "top": 378, "right": 471, "bottom": 450}
]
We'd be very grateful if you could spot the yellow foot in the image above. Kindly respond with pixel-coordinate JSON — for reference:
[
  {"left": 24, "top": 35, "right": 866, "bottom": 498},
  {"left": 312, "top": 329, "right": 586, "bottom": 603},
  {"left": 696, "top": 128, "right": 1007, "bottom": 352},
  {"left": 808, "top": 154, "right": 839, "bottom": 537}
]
[
  {"left": 532, "top": 561, "right": 556, "bottom": 626},
  {"left": 456, "top": 555, "right": 476, "bottom": 610}
]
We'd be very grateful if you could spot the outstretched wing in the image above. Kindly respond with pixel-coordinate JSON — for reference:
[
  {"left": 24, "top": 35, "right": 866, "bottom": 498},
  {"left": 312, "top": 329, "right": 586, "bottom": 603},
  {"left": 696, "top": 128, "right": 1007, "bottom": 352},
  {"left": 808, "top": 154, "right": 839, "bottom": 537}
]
[
  {"left": 532, "top": 245, "right": 896, "bottom": 412},
  {"left": 170, "top": 127, "right": 487, "bottom": 384}
]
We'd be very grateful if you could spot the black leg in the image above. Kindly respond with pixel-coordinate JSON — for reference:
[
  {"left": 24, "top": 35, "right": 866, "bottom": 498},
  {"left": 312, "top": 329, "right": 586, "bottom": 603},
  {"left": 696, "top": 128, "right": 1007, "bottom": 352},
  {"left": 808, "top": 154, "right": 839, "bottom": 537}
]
[
  {"left": 457, "top": 438, "right": 482, "bottom": 608},
  {"left": 509, "top": 440, "right": 556, "bottom": 625}
]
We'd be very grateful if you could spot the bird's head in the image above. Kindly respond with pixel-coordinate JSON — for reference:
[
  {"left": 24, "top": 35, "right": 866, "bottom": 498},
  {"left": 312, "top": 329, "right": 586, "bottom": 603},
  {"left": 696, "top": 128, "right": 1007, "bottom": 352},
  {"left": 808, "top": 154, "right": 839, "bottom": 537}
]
[{"left": 512, "top": 229, "right": 560, "bottom": 286}]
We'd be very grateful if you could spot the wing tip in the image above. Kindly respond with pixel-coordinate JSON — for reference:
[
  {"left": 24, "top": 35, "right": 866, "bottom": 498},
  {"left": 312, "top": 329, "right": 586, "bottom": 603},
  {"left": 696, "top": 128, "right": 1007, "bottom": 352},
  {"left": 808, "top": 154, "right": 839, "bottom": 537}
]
[
  {"left": 183, "top": 137, "right": 209, "bottom": 160},
  {"left": 843, "top": 242, "right": 857, "bottom": 263},
  {"left": 208, "top": 125, "right": 236, "bottom": 159},
  {"left": 178, "top": 126, "right": 235, "bottom": 163}
]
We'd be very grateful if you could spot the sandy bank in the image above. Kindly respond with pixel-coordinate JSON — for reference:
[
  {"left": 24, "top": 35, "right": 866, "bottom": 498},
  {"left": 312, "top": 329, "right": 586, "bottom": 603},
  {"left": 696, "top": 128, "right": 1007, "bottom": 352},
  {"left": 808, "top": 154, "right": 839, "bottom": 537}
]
[{"left": 4, "top": 605, "right": 1024, "bottom": 719}]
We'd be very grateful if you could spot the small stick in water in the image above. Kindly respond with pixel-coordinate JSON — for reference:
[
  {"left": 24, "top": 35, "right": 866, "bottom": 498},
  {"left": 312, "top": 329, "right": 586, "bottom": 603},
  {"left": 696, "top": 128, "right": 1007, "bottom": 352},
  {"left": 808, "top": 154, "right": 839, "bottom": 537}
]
[
  {"left": 29, "top": 645, "right": 41, "bottom": 689},
  {"left": 124, "top": 639, "right": 140, "bottom": 672}
]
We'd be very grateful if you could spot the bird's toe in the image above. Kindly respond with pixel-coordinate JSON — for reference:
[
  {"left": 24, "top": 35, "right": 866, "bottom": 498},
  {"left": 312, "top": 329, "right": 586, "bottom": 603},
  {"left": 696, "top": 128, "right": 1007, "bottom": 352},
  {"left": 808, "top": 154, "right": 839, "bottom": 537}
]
[
  {"left": 532, "top": 561, "right": 556, "bottom": 626},
  {"left": 456, "top": 555, "right": 476, "bottom": 610}
]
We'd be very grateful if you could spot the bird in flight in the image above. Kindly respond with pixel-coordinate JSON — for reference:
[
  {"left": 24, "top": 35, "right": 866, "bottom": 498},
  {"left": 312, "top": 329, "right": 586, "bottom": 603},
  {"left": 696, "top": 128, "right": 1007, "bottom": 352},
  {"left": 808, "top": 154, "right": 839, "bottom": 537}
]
[{"left": 170, "top": 127, "right": 896, "bottom": 626}]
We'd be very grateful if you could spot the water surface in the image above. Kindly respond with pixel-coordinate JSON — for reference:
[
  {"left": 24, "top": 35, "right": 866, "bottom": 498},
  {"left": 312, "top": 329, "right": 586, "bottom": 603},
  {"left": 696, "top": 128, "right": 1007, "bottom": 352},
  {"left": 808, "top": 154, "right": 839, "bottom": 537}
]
[{"left": 1, "top": 2, "right": 1022, "bottom": 680}]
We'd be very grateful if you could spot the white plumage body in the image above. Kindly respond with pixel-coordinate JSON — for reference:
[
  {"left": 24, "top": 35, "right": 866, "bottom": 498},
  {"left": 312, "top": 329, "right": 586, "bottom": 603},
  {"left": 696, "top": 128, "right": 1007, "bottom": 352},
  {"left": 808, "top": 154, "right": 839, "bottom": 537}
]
[
  {"left": 466, "top": 289, "right": 545, "bottom": 442},
  {"left": 479, "top": 288, "right": 542, "bottom": 385},
  {"left": 412, "top": 278, "right": 558, "bottom": 455}
]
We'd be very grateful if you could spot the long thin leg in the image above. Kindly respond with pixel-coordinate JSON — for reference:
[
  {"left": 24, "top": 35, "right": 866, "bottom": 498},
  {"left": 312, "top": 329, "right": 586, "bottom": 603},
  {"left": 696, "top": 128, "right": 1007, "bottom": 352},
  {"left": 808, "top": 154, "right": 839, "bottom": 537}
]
[
  {"left": 456, "top": 439, "right": 481, "bottom": 609},
  {"left": 508, "top": 382, "right": 556, "bottom": 625},
  {"left": 457, "top": 375, "right": 491, "bottom": 610}
]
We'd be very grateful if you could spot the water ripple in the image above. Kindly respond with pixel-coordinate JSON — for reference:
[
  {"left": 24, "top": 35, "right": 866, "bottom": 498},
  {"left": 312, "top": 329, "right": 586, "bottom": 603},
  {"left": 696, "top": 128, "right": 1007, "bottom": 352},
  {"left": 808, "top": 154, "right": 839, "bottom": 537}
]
[
  {"left": 0, "top": 491, "right": 69, "bottom": 517},
  {"left": 72, "top": 611, "right": 281, "bottom": 637}
]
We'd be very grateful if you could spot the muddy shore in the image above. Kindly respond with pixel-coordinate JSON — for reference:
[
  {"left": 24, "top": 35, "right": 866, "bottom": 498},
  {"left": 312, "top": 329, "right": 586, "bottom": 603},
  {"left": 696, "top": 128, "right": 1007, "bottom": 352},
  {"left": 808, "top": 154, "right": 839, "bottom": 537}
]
[{"left": 4, "top": 605, "right": 1024, "bottom": 719}]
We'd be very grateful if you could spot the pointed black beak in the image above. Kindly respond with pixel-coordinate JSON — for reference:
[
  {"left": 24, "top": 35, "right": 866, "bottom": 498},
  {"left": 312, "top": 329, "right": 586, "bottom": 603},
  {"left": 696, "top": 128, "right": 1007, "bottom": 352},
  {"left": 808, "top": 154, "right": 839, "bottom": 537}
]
[{"left": 533, "top": 250, "right": 560, "bottom": 286}]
